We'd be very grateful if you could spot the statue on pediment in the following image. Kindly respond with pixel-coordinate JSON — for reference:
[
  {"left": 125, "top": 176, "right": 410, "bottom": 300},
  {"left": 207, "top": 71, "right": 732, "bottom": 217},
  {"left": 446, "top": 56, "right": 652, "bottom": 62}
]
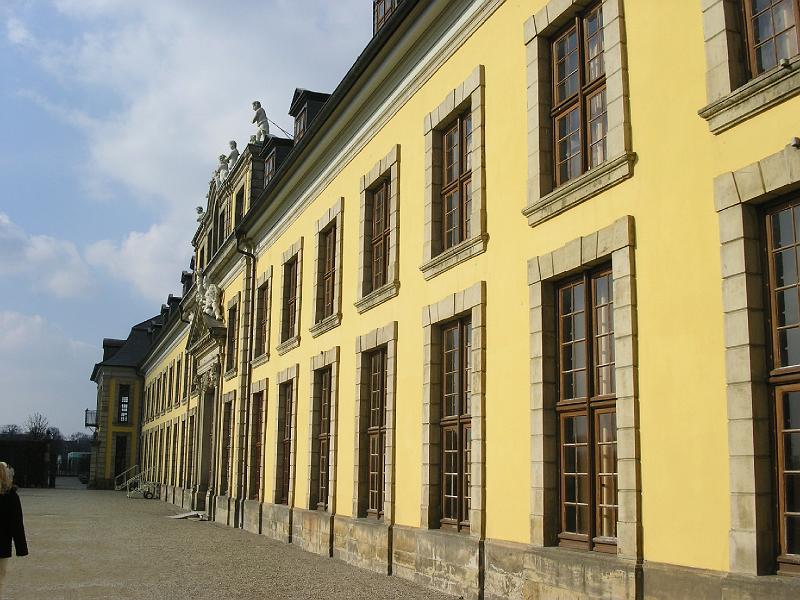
[
  {"left": 227, "top": 140, "right": 240, "bottom": 170},
  {"left": 252, "top": 101, "right": 269, "bottom": 143},
  {"left": 196, "top": 206, "right": 205, "bottom": 223},
  {"left": 215, "top": 154, "right": 229, "bottom": 184},
  {"left": 198, "top": 274, "right": 223, "bottom": 321}
]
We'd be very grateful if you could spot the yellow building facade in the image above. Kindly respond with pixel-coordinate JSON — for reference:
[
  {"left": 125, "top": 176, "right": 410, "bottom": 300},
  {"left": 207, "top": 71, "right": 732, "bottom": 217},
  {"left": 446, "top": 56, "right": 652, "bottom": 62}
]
[{"left": 93, "top": 0, "right": 800, "bottom": 597}]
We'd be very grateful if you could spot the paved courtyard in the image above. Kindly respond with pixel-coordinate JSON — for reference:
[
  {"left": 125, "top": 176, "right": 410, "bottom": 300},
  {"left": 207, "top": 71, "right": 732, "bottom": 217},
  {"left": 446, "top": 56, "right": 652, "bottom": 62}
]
[{"left": 2, "top": 479, "right": 452, "bottom": 599}]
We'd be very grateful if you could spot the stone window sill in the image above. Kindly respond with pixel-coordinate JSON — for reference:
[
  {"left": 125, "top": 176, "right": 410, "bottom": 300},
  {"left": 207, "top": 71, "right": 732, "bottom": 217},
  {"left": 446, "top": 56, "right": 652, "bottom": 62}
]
[
  {"left": 523, "top": 153, "right": 636, "bottom": 227},
  {"left": 276, "top": 335, "right": 300, "bottom": 356},
  {"left": 699, "top": 56, "right": 800, "bottom": 134},
  {"left": 251, "top": 351, "right": 269, "bottom": 369},
  {"left": 420, "top": 234, "right": 488, "bottom": 280},
  {"left": 309, "top": 313, "right": 342, "bottom": 338},
  {"left": 223, "top": 368, "right": 237, "bottom": 382},
  {"left": 354, "top": 281, "right": 400, "bottom": 314}
]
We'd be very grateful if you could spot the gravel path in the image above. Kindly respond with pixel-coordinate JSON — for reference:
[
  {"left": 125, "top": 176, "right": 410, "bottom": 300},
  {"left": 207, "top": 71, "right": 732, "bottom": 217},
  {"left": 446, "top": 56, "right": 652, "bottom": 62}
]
[{"left": 2, "top": 480, "right": 452, "bottom": 599}]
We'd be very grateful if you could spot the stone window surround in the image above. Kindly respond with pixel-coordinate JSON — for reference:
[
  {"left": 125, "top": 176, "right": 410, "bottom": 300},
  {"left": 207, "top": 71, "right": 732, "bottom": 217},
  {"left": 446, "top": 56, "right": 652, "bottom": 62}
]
[
  {"left": 352, "top": 322, "right": 398, "bottom": 521},
  {"left": 310, "top": 198, "right": 344, "bottom": 337},
  {"left": 713, "top": 143, "right": 800, "bottom": 574},
  {"left": 224, "top": 292, "right": 241, "bottom": 379},
  {"left": 528, "top": 215, "right": 641, "bottom": 560},
  {"left": 523, "top": 0, "right": 635, "bottom": 227},
  {"left": 699, "top": 0, "right": 800, "bottom": 134},
  {"left": 420, "top": 281, "right": 487, "bottom": 539},
  {"left": 355, "top": 145, "right": 401, "bottom": 313},
  {"left": 253, "top": 267, "right": 273, "bottom": 368},
  {"left": 307, "top": 346, "right": 340, "bottom": 512},
  {"left": 220, "top": 390, "right": 236, "bottom": 497},
  {"left": 247, "top": 377, "right": 268, "bottom": 502},
  {"left": 277, "top": 238, "right": 303, "bottom": 355},
  {"left": 420, "top": 65, "right": 488, "bottom": 280},
  {"left": 273, "top": 364, "right": 300, "bottom": 506}
]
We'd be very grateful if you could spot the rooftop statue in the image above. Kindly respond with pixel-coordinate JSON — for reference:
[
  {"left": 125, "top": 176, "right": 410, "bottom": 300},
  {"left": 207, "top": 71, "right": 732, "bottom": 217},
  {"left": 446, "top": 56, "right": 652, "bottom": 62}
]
[
  {"left": 227, "top": 140, "right": 240, "bottom": 170},
  {"left": 252, "top": 101, "right": 269, "bottom": 143},
  {"left": 198, "top": 274, "right": 223, "bottom": 321},
  {"left": 216, "top": 154, "right": 229, "bottom": 184},
  {"left": 196, "top": 206, "right": 205, "bottom": 223}
]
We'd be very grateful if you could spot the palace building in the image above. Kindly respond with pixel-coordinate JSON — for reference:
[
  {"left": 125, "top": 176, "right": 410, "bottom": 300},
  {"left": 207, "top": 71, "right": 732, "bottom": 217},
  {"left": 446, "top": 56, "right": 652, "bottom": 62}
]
[{"left": 88, "top": 0, "right": 800, "bottom": 597}]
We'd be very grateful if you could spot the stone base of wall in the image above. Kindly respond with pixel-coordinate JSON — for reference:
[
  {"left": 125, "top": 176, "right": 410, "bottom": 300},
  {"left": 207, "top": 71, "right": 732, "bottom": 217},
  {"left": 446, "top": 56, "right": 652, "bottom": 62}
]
[
  {"left": 332, "top": 515, "right": 391, "bottom": 574},
  {"left": 524, "top": 546, "right": 639, "bottom": 600},
  {"left": 191, "top": 488, "right": 207, "bottom": 512},
  {"left": 162, "top": 484, "right": 173, "bottom": 503},
  {"left": 214, "top": 495, "right": 236, "bottom": 526},
  {"left": 293, "top": 508, "right": 333, "bottom": 557},
  {"left": 242, "top": 499, "right": 262, "bottom": 535},
  {"left": 483, "top": 539, "right": 526, "bottom": 600},
  {"left": 392, "top": 525, "right": 482, "bottom": 600},
  {"left": 643, "top": 560, "right": 800, "bottom": 600},
  {"left": 261, "top": 502, "right": 291, "bottom": 543},
  {"left": 181, "top": 488, "right": 193, "bottom": 509}
]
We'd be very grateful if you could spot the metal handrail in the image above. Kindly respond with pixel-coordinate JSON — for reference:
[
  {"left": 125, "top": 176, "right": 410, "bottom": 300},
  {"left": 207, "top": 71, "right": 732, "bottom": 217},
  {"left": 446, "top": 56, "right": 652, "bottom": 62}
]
[{"left": 114, "top": 464, "right": 139, "bottom": 490}]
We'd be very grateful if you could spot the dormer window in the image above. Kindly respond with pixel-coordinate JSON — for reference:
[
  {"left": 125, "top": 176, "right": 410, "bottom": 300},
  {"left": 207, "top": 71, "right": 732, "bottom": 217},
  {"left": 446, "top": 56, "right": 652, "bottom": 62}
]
[
  {"left": 373, "top": 0, "right": 398, "bottom": 34},
  {"left": 294, "top": 106, "right": 307, "bottom": 141},
  {"left": 265, "top": 151, "right": 276, "bottom": 187}
]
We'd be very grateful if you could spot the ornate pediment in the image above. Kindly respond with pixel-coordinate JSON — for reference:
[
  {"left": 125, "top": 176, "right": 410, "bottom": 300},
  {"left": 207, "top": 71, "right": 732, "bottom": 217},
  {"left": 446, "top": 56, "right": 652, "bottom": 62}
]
[{"left": 187, "top": 302, "right": 226, "bottom": 354}]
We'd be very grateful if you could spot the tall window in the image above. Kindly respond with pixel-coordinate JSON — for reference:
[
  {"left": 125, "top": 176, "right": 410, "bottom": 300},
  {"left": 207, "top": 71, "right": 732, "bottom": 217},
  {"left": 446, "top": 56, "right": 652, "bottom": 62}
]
[
  {"left": 226, "top": 305, "right": 238, "bottom": 372},
  {"left": 235, "top": 188, "right": 244, "bottom": 226},
  {"left": 318, "top": 226, "right": 337, "bottom": 321},
  {"left": 373, "top": 0, "right": 398, "bottom": 33},
  {"left": 186, "top": 416, "right": 195, "bottom": 488},
  {"left": 249, "top": 392, "right": 265, "bottom": 500},
  {"left": 441, "top": 111, "right": 473, "bottom": 250},
  {"left": 117, "top": 384, "right": 130, "bottom": 424},
  {"left": 180, "top": 421, "right": 186, "bottom": 486},
  {"left": 220, "top": 401, "right": 232, "bottom": 496},
  {"left": 255, "top": 282, "right": 269, "bottom": 357},
  {"left": 440, "top": 318, "right": 471, "bottom": 531},
  {"left": 315, "top": 368, "right": 332, "bottom": 510},
  {"left": 294, "top": 107, "right": 307, "bottom": 140},
  {"left": 765, "top": 199, "right": 800, "bottom": 564},
  {"left": 556, "top": 268, "right": 617, "bottom": 552},
  {"left": 168, "top": 366, "right": 174, "bottom": 407},
  {"left": 743, "top": 0, "right": 800, "bottom": 76},
  {"left": 277, "top": 381, "right": 293, "bottom": 505},
  {"left": 171, "top": 423, "right": 178, "bottom": 485},
  {"left": 264, "top": 152, "right": 276, "bottom": 186},
  {"left": 551, "top": 3, "right": 606, "bottom": 187},
  {"left": 370, "top": 181, "right": 391, "bottom": 292},
  {"left": 282, "top": 258, "right": 298, "bottom": 341},
  {"left": 367, "top": 349, "right": 387, "bottom": 517}
]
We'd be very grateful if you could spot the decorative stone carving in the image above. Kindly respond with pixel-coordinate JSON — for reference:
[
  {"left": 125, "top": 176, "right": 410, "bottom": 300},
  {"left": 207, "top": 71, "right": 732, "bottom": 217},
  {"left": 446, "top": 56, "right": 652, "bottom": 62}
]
[
  {"left": 227, "top": 140, "right": 240, "bottom": 169},
  {"left": 199, "top": 275, "right": 223, "bottom": 321},
  {"left": 252, "top": 101, "right": 269, "bottom": 143},
  {"left": 196, "top": 206, "right": 205, "bottom": 223}
]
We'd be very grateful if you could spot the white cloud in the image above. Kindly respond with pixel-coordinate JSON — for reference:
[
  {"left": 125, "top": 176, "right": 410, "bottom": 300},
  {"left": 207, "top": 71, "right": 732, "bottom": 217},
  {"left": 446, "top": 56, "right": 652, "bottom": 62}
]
[
  {"left": 0, "top": 311, "right": 98, "bottom": 435},
  {"left": 5, "top": 1, "right": 370, "bottom": 301},
  {"left": 5, "top": 15, "right": 33, "bottom": 47},
  {"left": 0, "top": 212, "right": 92, "bottom": 298}
]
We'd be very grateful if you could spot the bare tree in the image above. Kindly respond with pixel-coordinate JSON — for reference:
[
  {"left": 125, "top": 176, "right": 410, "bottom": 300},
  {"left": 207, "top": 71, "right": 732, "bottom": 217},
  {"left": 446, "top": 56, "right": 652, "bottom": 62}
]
[
  {"left": 25, "top": 412, "right": 50, "bottom": 439},
  {"left": 0, "top": 424, "right": 22, "bottom": 436}
]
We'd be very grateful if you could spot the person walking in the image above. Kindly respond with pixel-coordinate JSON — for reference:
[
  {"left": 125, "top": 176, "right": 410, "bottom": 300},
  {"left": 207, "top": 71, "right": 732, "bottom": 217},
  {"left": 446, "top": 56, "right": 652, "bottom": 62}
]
[{"left": 0, "top": 462, "right": 28, "bottom": 598}]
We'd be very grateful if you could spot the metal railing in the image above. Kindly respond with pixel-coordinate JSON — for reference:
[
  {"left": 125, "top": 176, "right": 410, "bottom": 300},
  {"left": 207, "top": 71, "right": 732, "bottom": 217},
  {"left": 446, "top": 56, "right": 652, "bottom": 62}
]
[
  {"left": 114, "top": 464, "right": 139, "bottom": 491},
  {"left": 84, "top": 409, "right": 98, "bottom": 428}
]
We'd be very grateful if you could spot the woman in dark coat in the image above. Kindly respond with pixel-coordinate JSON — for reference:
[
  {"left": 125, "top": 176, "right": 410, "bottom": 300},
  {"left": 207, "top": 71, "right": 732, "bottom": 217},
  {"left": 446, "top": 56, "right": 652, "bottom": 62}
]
[{"left": 0, "top": 462, "right": 28, "bottom": 596}]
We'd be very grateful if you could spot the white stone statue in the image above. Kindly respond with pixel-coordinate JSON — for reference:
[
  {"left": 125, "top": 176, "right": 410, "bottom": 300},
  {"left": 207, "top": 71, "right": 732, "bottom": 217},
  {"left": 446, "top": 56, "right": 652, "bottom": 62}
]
[
  {"left": 215, "top": 154, "right": 229, "bottom": 184},
  {"left": 200, "top": 275, "right": 223, "bottom": 321},
  {"left": 227, "top": 140, "right": 240, "bottom": 169},
  {"left": 196, "top": 206, "right": 205, "bottom": 223},
  {"left": 252, "top": 101, "right": 269, "bottom": 143}
]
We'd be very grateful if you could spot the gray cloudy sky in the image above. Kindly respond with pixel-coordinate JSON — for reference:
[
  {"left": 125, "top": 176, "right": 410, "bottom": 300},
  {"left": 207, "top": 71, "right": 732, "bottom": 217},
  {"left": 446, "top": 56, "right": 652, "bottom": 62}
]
[{"left": 0, "top": 0, "right": 371, "bottom": 434}]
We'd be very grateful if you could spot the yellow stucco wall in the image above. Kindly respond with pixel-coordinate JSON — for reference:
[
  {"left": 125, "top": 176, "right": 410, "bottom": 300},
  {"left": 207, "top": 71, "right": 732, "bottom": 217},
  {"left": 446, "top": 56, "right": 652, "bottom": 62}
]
[{"left": 138, "top": 0, "right": 800, "bottom": 575}]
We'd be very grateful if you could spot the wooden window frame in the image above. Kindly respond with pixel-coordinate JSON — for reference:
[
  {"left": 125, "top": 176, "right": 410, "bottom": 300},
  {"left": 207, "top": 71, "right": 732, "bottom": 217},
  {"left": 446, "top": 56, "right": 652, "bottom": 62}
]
[
  {"left": 373, "top": 0, "right": 398, "bottom": 34},
  {"left": 235, "top": 188, "right": 244, "bottom": 227},
  {"left": 550, "top": 3, "right": 606, "bottom": 188},
  {"left": 186, "top": 415, "right": 195, "bottom": 489},
  {"left": 763, "top": 198, "right": 800, "bottom": 570},
  {"left": 117, "top": 384, "right": 130, "bottom": 424},
  {"left": 255, "top": 281, "right": 269, "bottom": 357},
  {"left": 282, "top": 257, "right": 298, "bottom": 342},
  {"left": 220, "top": 400, "right": 233, "bottom": 496},
  {"left": 439, "top": 318, "right": 472, "bottom": 532},
  {"left": 315, "top": 367, "right": 332, "bottom": 511},
  {"left": 370, "top": 180, "right": 391, "bottom": 293},
  {"left": 440, "top": 111, "right": 473, "bottom": 251},
  {"left": 277, "top": 381, "right": 293, "bottom": 505},
  {"left": 249, "top": 392, "right": 265, "bottom": 500},
  {"left": 319, "top": 225, "right": 337, "bottom": 321},
  {"left": 294, "top": 106, "right": 307, "bottom": 140},
  {"left": 264, "top": 151, "right": 276, "bottom": 187},
  {"left": 225, "top": 304, "right": 238, "bottom": 373},
  {"left": 367, "top": 348, "right": 387, "bottom": 519},
  {"left": 556, "top": 267, "right": 617, "bottom": 553},
  {"left": 742, "top": 0, "right": 800, "bottom": 78}
]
